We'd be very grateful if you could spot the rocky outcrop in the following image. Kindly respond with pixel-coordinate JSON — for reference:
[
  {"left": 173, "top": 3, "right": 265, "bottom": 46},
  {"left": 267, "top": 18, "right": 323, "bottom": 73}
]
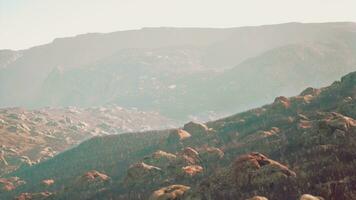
[
  {"left": 125, "top": 162, "right": 163, "bottom": 185},
  {"left": 0, "top": 177, "right": 25, "bottom": 192},
  {"left": 181, "top": 165, "right": 203, "bottom": 176},
  {"left": 144, "top": 150, "right": 178, "bottom": 168},
  {"left": 273, "top": 96, "right": 291, "bottom": 109},
  {"left": 167, "top": 129, "right": 191, "bottom": 143},
  {"left": 247, "top": 196, "right": 269, "bottom": 200},
  {"left": 233, "top": 152, "right": 296, "bottom": 178},
  {"left": 180, "top": 147, "right": 201, "bottom": 165},
  {"left": 82, "top": 170, "right": 110, "bottom": 182},
  {"left": 183, "top": 121, "right": 214, "bottom": 137},
  {"left": 300, "top": 194, "right": 324, "bottom": 200},
  {"left": 15, "top": 192, "right": 52, "bottom": 200},
  {"left": 41, "top": 179, "right": 54, "bottom": 187},
  {"left": 149, "top": 185, "right": 190, "bottom": 200}
]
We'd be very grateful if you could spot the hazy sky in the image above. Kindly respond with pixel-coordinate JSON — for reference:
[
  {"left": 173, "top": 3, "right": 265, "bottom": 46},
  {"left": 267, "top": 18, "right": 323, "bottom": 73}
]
[{"left": 1, "top": 0, "right": 356, "bottom": 50}]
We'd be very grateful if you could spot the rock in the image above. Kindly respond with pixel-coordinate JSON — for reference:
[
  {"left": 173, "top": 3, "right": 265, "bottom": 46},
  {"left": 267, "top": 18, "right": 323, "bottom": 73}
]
[
  {"left": 167, "top": 129, "right": 191, "bottom": 143},
  {"left": 82, "top": 170, "right": 110, "bottom": 182},
  {"left": 182, "top": 165, "right": 203, "bottom": 176},
  {"left": 298, "top": 120, "right": 313, "bottom": 129},
  {"left": 326, "top": 113, "right": 356, "bottom": 131},
  {"left": 234, "top": 152, "right": 296, "bottom": 179},
  {"left": 180, "top": 147, "right": 200, "bottom": 165},
  {"left": 42, "top": 179, "right": 55, "bottom": 186},
  {"left": 273, "top": 96, "right": 291, "bottom": 109},
  {"left": 183, "top": 121, "right": 213, "bottom": 136},
  {"left": 144, "top": 150, "right": 177, "bottom": 168},
  {"left": 125, "top": 162, "right": 162, "bottom": 184},
  {"left": 149, "top": 185, "right": 190, "bottom": 200},
  {"left": 0, "top": 177, "right": 26, "bottom": 192},
  {"left": 300, "top": 194, "right": 324, "bottom": 200},
  {"left": 300, "top": 87, "right": 321, "bottom": 96},
  {"left": 15, "top": 192, "right": 52, "bottom": 200},
  {"left": 247, "top": 196, "right": 269, "bottom": 200}
]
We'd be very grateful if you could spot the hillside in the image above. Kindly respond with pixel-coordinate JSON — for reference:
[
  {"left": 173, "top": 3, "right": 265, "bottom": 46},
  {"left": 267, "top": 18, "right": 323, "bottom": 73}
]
[
  {"left": 2, "top": 71, "right": 355, "bottom": 200},
  {"left": 0, "top": 106, "right": 175, "bottom": 178},
  {"left": 1, "top": 22, "right": 356, "bottom": 120}
]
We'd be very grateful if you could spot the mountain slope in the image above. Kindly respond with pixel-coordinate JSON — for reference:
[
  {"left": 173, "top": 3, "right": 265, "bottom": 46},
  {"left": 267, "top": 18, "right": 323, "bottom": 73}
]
[
  {"left": 2, "top": 71, "right": 356, "bottom": 200},
  {"left": 1, "top": 22, "right": 356, "bottom": 121},
  {"left": 0, "top": 105, "right": 175, "bottom": 178},
  {"left": 34, "top": 31, "right": 356, "bottom": 120}
]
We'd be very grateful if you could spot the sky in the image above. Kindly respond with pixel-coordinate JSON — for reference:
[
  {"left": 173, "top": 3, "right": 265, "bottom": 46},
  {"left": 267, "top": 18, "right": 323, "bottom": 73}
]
[{"left": 1, "top": 0, "right": 356, "bottom": 50}]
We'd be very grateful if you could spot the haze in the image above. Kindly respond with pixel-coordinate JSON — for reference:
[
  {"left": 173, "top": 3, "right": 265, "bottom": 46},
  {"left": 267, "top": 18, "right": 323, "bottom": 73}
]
[{"left": 1, "top": 0, "right": 356, "bottom": 50}]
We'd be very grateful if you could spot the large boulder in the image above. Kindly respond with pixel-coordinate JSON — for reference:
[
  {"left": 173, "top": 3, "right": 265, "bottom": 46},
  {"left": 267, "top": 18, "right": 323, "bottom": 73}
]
[
  {"left": 125, "top": 162, "right": 163, "bottom": 185},
  {"left": 233, "top": 152, "right": 296, "bottom": 179},
  {"left": 248, "top": 196, "right": 269, "bottom": 200},
  {"left": 82, "top": 170, "right": 110, "bottom": 182},
  {"left": 181, "top": 165, "right": 203, "bottom": 176},
  {"left": 183, "top": 121, "right": 214, "bottom": 137},
  {"left": 179, "top": 147, "right": 201, "bottom": 165},
  {"left": 167, "top": 129, "right": 191, "bottom": 144},
  {"left": 300, "top": 194, "right": 325, "bottom": 200},
  {"left": 143, "top": 150, "right": 178, "bottom": 168},
  {"left": 149, "top": 185, "right": 190, "bottom": 200},
  {"left": 273, "top": 96, "right": 291, "bottom": 109}
]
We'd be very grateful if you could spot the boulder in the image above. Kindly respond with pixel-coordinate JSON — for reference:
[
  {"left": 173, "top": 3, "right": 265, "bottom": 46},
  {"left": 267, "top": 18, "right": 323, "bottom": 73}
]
[
  {"left": 42, "top": 179, "right": 55, "bottom": 187},
  {"left": 183, "top": 121, "right": 213, "bottom": 136},
  {"left": 167, "top": 129, "right": 191, "bottom": 143},
  {"left": 326, "top": 113, "right": 356, "bottom": 131},
  {"left": 149, "top": 185, "right": 190, "bottom": 200},
  {"left": 143, "top": 150, "right": 177, "bottom": 168},
  {"left": 273, "top": 96, "right": 291, "bottom": 109},
  {"left": 234, "top": 152, "right": 296, "bottom": 177},
  {"left": 182, "top": 165, "right": 203, "bottom": 176},
  {"left": 15, "top": 192, "right": 52, "bottom": 200},
  {"left": 125, "top": 162, "right": 162, "bottom": 184},
  {"left": 300, "top": 87, "right": 321, "bottom": 96},
  {"left": 247, "top": 196, "right": 269, "bottom": 200},
  {"left": 82, "top": 170, "right": 110, "bottom": 182},
  {"left": 180, "top": 147, "right": 200, "bottom": 165},
  {"left": 300, "top": 194, "right": 324, "bottom": 200}
]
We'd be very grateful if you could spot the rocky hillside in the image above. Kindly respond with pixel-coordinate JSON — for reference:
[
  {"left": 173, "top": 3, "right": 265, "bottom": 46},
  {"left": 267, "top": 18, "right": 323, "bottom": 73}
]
[
  {"left": 1, "top": 71, "right": 355, "bottom": 199},
  {"left": 1, "top": 22, "right": 356, "bottom": 120},
  {"left": 0, "top": 105, "right": 175, "bottom": 177}
]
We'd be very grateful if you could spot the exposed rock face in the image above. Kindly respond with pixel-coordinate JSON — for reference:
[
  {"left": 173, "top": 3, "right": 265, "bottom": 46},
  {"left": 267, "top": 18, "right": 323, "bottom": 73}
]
[
  {"left": 41, "top": 179, "right": 54, "bottom": 187},
  {"left": 196, "top": 153, "right": 297, "bottom": 199},
  {"left": 167, "top": 129, "right": 192, "bottom": 144},
  {"left": 0, "top": 177, "right": 25, "bottom": 192},
  {"left": 125, "top": 162, "right": 163, "bottom": 185},
  {"left": 15, "top": 192, "right": 52, "bottom": 200},
  {"left": 149, "top": 185, "right": 190, "bottom": 200},
  {"left": 233, "top": 152, "right": 296, "bottom": 178},
  {"left": 273, "top": 96, "right": 291, "bottom": 109},
  {"left": 181, "top": 165, "right": 203, "bottom": 176},
  {"left": 183, "top": 121, "right": 214, "bottom": 137},
  {"left": 248, "top": 196, "right": 269, "bottom": 200},
  {"left": 300, "top": 87, "right": 321, "bottom": 96},
  {"left": 180, "top": 147, "right": 201, "bottom": 165},
  {"left": 0, "top": 106, "right": 176, "bottom": 176},
  {"left": 300, "top": 194, "right": 324, "bottom": 200},
  {"left": 82, "top": 170, "right": 110, "bottom": 182},
  {"left": 144, "top": 150, "right": 178, "bottom": 168}
]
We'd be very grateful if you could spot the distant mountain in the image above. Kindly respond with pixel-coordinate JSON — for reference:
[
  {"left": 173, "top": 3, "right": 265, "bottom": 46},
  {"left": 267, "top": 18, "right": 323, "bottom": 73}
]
[
  {"left": 2, "top": 71, "right": 355, "bottom": 200},
  {"left": 0, "top": 105, "right": 175, "bottom": 177},
  {"left": 1, "top": 22, "right": 356, "bottom": 120}
]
